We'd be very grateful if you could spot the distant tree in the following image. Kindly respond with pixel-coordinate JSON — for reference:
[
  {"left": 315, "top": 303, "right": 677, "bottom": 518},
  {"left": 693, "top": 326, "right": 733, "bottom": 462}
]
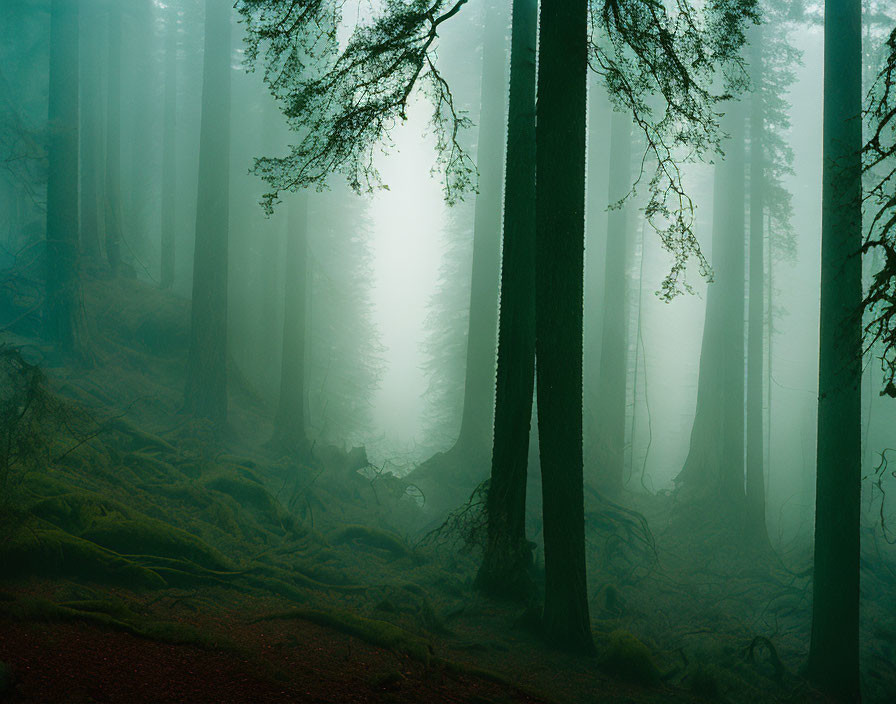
[
  {"left": 104, "top": 0, "right": 124, "bottom": 275},
  {"left": 79, "top": 0, "right": 105, "bottom": 261},
  {"left": 272, "top": 191, "right": 309, "bottom": 454},
  {"left": 160, "top": 1, "right": 178, "bottom": 290},
  {"left": 808, "top": 0, "right": 863, "bottom": 698},
  {"left": 44, "top": 0, "right": 90, "bottom": 364},
  {"left": 183, "top": 0, "right": 232, "bottom": 424}
]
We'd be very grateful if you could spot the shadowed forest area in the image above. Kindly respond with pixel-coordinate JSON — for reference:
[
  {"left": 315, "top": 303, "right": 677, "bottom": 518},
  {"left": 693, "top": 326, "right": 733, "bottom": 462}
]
[{"left": 2, "top": 0, "right": 896, "bottom": 702}]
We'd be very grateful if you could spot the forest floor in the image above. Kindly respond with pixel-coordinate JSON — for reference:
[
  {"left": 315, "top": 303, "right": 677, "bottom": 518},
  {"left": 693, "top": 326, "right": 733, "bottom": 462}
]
[{"left": 1, "top": 271, "right": 894, "bottom": 703}]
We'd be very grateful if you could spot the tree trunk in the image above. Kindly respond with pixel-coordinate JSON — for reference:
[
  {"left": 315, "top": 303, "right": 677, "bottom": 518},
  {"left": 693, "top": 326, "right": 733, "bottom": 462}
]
[
  {"left": 183, "top": 0, "right": 232, "bottom": 424},
  {"left": 676, "top": 106, "right": 746, "bottom": 512},
  {"left": 104, "top": 0, "right": 123, "bottom": 275},
  {"left": 272, "top": 191, "right": 309, "bottom": 453},
  {"left": 808, "top": 0, "right": 862, "bottom": 697},
  {"left": 595, "top": 109, "right": 631, "bottom": 489},
  {"left": 746, "top": 33, "right": 769, "bottom": 543},
  {"left": 535, "top": 0, "right": 593, "bottom": 651},
  {"left": 79, "top": 0, "right": 104, "bottom": 261},
  {"left": 477, "top": 0, "right": 537, "bottom": 599},
  {"left": 160, "top": 3, "right": 177, "bottom": 290},
  {"left": 44, "top": 0, "right": 90, "bottom": 364},
  {"left": 453, "top": 0, "right": 506, "bottom": 456}
]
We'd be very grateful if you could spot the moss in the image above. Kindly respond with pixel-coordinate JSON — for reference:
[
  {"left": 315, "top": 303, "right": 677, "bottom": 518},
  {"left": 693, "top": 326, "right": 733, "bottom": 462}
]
[
  {"left": 30, "top": 491, "right": 233, "bottom": 570},
  {"left": 203, "top": 474, "right": 286, "bottom": 526},
  {"left": 332, "top": 524, "right": 412, "bottom": 559},
  {"left": 58, "top": 598, "right": 139, "bottom": 622},
  {"left": 0, "top": 527, "right": 165, "bottom": 589},
  {"left": 600, "top": 630, "right": 660, "bottom": 685}
]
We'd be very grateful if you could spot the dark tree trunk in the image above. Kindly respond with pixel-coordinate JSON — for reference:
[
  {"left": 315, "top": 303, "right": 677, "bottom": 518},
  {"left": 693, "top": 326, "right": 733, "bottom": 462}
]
[
  {"left": 477, "top": 0, "right": 537, "bottom": 599},
  {"left": 160, "top": 2, "right": 177, "bottom": 290},
  {"left": 595, "top": 109, "right": 631, "bottom": 489},
  {"left": 104, "top": 0, "right": 123, "bottom": 275},
  {"left": 808, "top": 0, "right": 862, "bottom": 697},
  {"left": 79, "top": 0, "right": 104, "bottom": 261},
  {"left": 183, "top": 0, "right": 232, "bottom": 424},
  {"left": 453, "top": 0, "right": 506, "bottom": 457},
  {"left": 535, "top": 0, "right": 593, "bottom": 651},
  {"left": 272, "top": 191, "right": 309, "bottom": 453},
  {"left": 45, "top": 0, "right": 90, "bottom": 363},
  {"left": 676, "top": 106, "right": 746, "bottom": 512},
  {"left": 746, "top": 33, "right": 769, "bottom": 543}
]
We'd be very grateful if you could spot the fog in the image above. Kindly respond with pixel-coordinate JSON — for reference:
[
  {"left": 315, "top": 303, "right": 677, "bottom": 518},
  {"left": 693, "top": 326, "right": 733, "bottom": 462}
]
[{"left": 1, "top": 0, "right": 895, "bottom": 702}]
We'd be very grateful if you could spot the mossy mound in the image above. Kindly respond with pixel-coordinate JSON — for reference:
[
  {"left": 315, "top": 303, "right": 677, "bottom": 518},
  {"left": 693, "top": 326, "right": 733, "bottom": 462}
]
[
  {"left": 202, "top": 472, "right": 291, "bottom": 529},
  {"left": 600, "top": 630, "right": 660, "bottom": 685},
  {"left": 333, "top": 524, "right": 412, "bottom": 559},
  {"left": 0, "top": 527, "right": 165, "bottom": 589},
  {"left": 30, "top": 492, "right": 232, "bottom": 571}
]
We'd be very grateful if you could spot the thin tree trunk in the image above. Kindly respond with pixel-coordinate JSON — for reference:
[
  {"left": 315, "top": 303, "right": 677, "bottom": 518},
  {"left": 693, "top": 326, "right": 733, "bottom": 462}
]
[
  {"left": 808, "top": 0, "right": 862, "bottom": 697},
  {"left": 160, "top": 3, "right": 177, "bottom": 290},
  {"left": 272, "top": 191, "right": 309, "bottom": 453},
  {"left": 746, "top": 32, "right": 769, "bottom": 543},
  {"left": 79, "top": 0, "right": 104, "bottom": 261},
  {"left": 453, "top": 0, "right": 506, "bottom": 456},
  {"left": 184, "top": 0, "right": 232, "bottom": 424},
  {"left": 477, "top": 0, "right": 537, "bottom": 599},
  {"left": 104, "top": 0, "right": 123, "bottom": 275},
  {"left": 595, "top": 109, "right": 631, "bottom": 489},
  {"left": 535, "top": 0, "right": 593, "bottom": 651},
  {"left": 45, "top": 0, "right": 90, "bottom": 363}
]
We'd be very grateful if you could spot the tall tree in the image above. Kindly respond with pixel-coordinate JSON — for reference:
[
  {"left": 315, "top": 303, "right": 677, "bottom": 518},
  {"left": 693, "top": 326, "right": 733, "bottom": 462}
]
[
  {"left": 183, "top": 0, "right": 232, "bottom": 423},
  {"left": 594, "top": 109, "right": 632, "bottom": 490},
  {"left": 477, "top": 0, "right": 538, "bottom": 598},
  {"left": 675, "top": 106, "right": 747, "bottom": 514},
  {"left": 272, "top": 191, "right": 309, "bottom": 453},
  {"left": 451, "top": 0, "right": 506, "bottom": 459},
  {"left": 104, "top": 0, "right": 124, "bottom": 275},
  {"left": 79, "top": 0, "right": 105, "bottom": 261},
  {"left": 808, "top": 0, "right": 863, "bottom": 697},
  {"left": 44, "top": 0, "right": 90, "bottom": 363},
  {"left": 160, "top": 2, "right": 178, "bottom": 290},
  {"left": 535, "top": 0, "right": 592, "bottom": 650}
]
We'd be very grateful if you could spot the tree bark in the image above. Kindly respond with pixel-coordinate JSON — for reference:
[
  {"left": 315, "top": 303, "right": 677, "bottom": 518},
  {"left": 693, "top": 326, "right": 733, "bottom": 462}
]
[
  {"left": 808, "top": 0, "right": 862, "bottom": 697},
  {"left": 477, "top": 0, "right": 537, "bottom": 599},
  {"left": 183, "top": 0, "right": 232, "bottom": 424},
  {"left": 79, "top": 0, "right": 105, "bottom": 261},
  {"left": 535, "top": 0, "right": 593, "bottom": 651}
]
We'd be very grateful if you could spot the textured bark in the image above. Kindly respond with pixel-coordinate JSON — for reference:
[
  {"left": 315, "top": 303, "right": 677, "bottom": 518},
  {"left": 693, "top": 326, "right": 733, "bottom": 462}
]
[
  {"left": 594, "top": 110, "right": 631, "bottom": 489},
  {"left": 272, "top": 192, "right": 309, "bottom": 454},
  {"left": 44, "top": 0, "right": 90, "bottom": 364},
  {"left": 676, "top": 106, "right": 746, "bottom": 510},
  {"left": 183, "top": 0, "right": 232, "bottom": 424},
  {"left": 808, "top": 0, "right": 862, "bottom": 697},
  {"left": 104, "top": 0, "right": 124, "bottom": 274},
  {"left": 477, "top": 0, "right": 537, "bottom": 599},
  {"left": 160, "top": 3, "right": 177, "bottom": 290},
  {"left": 535, "top": 0, "right": 593, "bottom": 651},
  {"left": 453, "top": 0, "right": 506, "bottom": 456}
]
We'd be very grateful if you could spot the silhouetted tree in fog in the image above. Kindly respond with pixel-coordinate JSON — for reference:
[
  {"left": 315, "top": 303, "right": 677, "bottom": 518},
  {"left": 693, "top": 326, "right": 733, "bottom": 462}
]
[
  {"left": 808, "top": 0, "right": 863, "bottom": 698},
  {"left": 104, "top": 0, "right": 124, "bottom": 275},
  {"left": 184, "top": 0, "right": 232, "bottom": 424},
  {"left": 160, "top": 2, "right": 178, "bottom": 290}
]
